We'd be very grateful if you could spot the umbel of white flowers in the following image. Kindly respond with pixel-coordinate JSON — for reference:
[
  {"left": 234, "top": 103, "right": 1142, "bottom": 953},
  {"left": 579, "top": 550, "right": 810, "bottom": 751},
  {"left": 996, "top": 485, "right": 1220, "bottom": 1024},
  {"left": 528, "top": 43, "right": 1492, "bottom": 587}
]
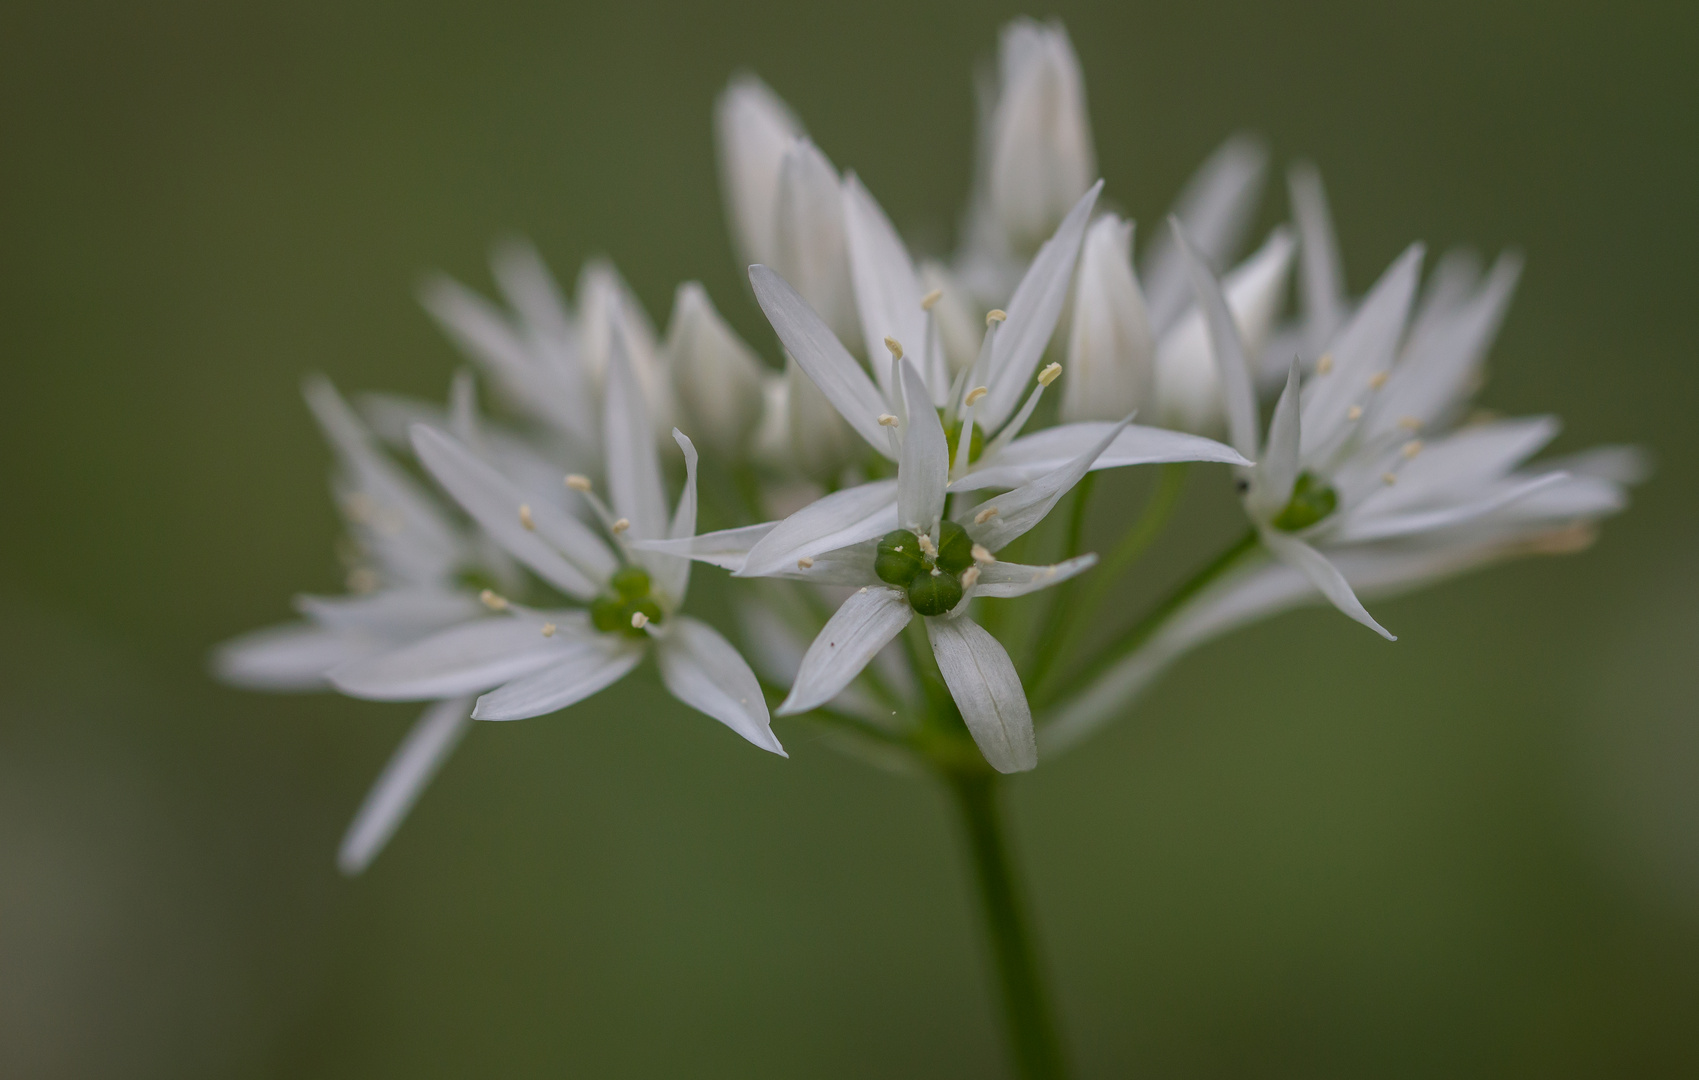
[{"left": 215, "top": 14, "right": 1640, "bottom": 876}]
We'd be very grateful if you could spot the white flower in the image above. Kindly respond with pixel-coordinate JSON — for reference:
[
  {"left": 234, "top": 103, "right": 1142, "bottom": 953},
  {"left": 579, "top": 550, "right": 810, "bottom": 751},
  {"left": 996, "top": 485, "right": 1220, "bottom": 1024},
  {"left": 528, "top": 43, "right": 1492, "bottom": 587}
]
[
  {"left": 1062, "top": 214, "right": 1154, "bottom": 423},
  {"left": 330, "top": 332, "right": 784, "bottom": 758},
  {"left": 665, "top": 282, "right": 767, "bottom": 457},
  {"left": 655, "top": 360, "right": 1118, "bottom": 774}
]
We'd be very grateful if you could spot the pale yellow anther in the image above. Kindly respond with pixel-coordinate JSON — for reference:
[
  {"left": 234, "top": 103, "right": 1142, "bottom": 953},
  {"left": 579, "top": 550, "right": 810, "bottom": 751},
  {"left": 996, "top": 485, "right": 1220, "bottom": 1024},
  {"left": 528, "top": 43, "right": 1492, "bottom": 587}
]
[
  {"left": 965, "top": 386, "right": 989, "bottom": 407},
  {"left": 1398, "top": 416, "right": 1422, "bottom": 432},
  {"left": 1368, "top": 371, "right": 1390, "bottom": 390},
  {"left": 519, "top": 504, "right": 535, "bottom": 531},
  {"left": 540, "top": 622, "right": 557, "bottom": 638},
  {"left": 971, "top": 543, "right": 995, "bottom": 565},
  {"left": 917, "top": 533, "right": 938, "bottom": 558},
  {"left": 985, "top": 309, "right": 1007, "bottom": 326},
  {"left": 1315, "top": 353, "right": 1334, "bottom": 375},
  {"left": 1381, "top": 472, "right": 1398, "bottom": 485},
  {"left": 929, "top": 566, "right": 942, "bottom": 577},
  {"left": 878, "top": 413, "right": 899, "bottom": 427},
  {"left": 611, "top": 517, "right": 631, "bottom": 534},
  {"left": 884, "top": 336, "right": 904, "bottom": 360},
  {"left": 1402, "top": 439, "right": 1424, "bottom": 459},
  {"left": 796, "top": 556, "right": 814, "bottom": 570},
  {"left": 1037, "top": 363, "right": 1062, "bottom": 387},
  {"left": 565, "top": 474, "right": 592, "bottom": 492},
  {"left": 479, "top": 589, "right": 509, "bottom": 611},
  {"left": 858, "top": 586, "right": 868, "bottom": 593},
  {"left": 1347, "top": 404, "right": 1364, "bottom": 421},
  {"left": 974, "top": 506, "right": 999, "bottom": 525},
  {"left": 630, "top": 611, "right": 649, "bottom": 629},
  {"left": 960, "top": 566, "right": 981, "bottom": 588},
  {"left": 346, "top": 567, "right": 378, "bottom": 594},
  {"left": 920, "top": 288, "right": 943, "bottom": 311}
]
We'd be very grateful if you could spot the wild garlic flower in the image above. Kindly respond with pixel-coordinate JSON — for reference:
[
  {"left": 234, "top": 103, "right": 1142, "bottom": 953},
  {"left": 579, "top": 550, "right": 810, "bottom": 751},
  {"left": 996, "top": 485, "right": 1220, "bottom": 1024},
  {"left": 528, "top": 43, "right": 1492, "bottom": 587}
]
[
  {"left": 665, "top": 282, "right": 767, "bottom": 459},
  {"left": 329, "top": 337, "right": 784, "bottom": 758}
]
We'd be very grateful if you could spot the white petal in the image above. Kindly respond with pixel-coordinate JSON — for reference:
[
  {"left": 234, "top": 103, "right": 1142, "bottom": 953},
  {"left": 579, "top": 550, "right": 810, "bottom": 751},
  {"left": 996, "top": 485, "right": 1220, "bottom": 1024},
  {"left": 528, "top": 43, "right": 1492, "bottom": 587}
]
[
  {"left": 656, "top": 616, "right": 786, "bottom": 756},
  {"left": 985, "top": 19, "right": 1097, "bottom": 254},
  {"left": 1062, "top": 214, "right": 1154, "bottom": 423},
  {"left": 971, "top": 554, "right": 1097, "bottom": 598},
  {"left": 843, "top": 173, "right": 929, "bottom": 398},
  {"left": 925, "top": 615, "right": 1036, "bottom": 773},
  {"left": 737, "top": 479, "right": 900, "bottom": 578},
  {"left": 603, "top": 329, "right": 669, "bottom": 541},
  {"left": 1347, "top": 416, "right": 1558, "bottom": 517},
  {"left": 956, "top": 421, "right": 1247, "bottom": 492},
  {"left": 472, "top": 633, "right": 645, "bottom": 720},
  {"left": 212, "top": 623, "right": 362, "bottom": 691},
  {"left": 715, "top": 73, "right": 805, "bottom": 268},
  {"left": 897, "top": 360, "right": 948, "bottom": 533},
  {"left": 962, "top": 420, "right": 1129, "bottom": 551},
  {"left": 1299, "top": 244, "right": 1423, "bottom": 456},
  {"left": 1259, "top": 528, "right": 1395, "bottom": 640},
  {"left": 491, "top": 239, "right": 576, "bottom": 344},
  {"left": 980, "top": 180, "right": 1103, "bottom": 431},
  {"left": 337, "top": 696, "right": 473, "bottom": 875},
  {"left": 760, "top": 539, "right": 880, "bottom": 585},
  {"left": 1170, "top": 221, "right": 1263, "bottom": 459},
  {"left": 578, "top": 260, "right": 671, "bottom": 432},
  {"left": 1141, "top": 135, "right": 1268, "bottom": 334},
  {"left": 1287, "top": 162, "right": 1348, "bottom": 355},
  {"left": 412, "top": 425, "right": 615, "bottom": 597},
  {"left": 666, "top": 283, "right": 767, "bottom": 457},
  {"left": 783, "top": 355, "right": 862, "bottom": 476},
  {"left": 1334, "top": 472, "right": 1571, "bottom": 543},
  {"left": 634, "top": 522, "right": 778, "bottom": 571},
  {"left": 331, "top": 616, "right": 577, "bottom": 701},
  {"left": 1249, "top": 363, "right": 1302, "bottom": 519},
  {"left": 293, "top": 588, "right": 482, "bottom": 634},
  {"left": 650, "top": 429, "right": 699, "bottom": 604},
  {"left": 750, "top": 265, "right": 894, "bottom": 456},
  {"left": 773, "top": 139, "right": 859, "bottom": 350},
  {"left": 777, "top": 587, "right": 913, "bottom": 715}
]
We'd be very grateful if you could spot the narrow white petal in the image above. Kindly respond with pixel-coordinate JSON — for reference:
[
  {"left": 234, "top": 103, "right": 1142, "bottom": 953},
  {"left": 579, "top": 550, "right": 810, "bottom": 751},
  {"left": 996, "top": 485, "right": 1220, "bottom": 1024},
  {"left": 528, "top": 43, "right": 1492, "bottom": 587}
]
[
  {"left": 897, "top": 360, "right": 949, "bottom": 533},
  {"left": 738, "top": 479, "right": 900, "bottom": 578},
  {"left": 412, "top": 425, "right": 614, "bottom": 597},
  {"left": 293, "top": 588, "right": 482, "bottom": 634},
  {"left": 634, "top": 522, "right": 779, "bottom": 571},
  {"left": 773, "top": 139, "right": 859, "bottom": 350},
  {"left": 1141, "top": 135, "right": 1268, "bottom": 334},
  {"left": 1249, "top": 363, "right": 1302, "bottom": 519},
  {"left": 963, "top": 419, "right": 1129, "bottom": 551},
  {"left": 715, "top": 74, "right": 805, "bottom": 268},
  {"left": 925, "top": 616, "right": 1036, "bottom": 773},
  {"left": 1334, "top": 472, "right": 1571, "bottom": 543},
  {"left": 656, "top": 616, "right": 786, "bottom": 756},
  {"left": 971, "top": 554, "right": 1097, "bottom": 598},
  {"left": 212, "top": 623, "right": 361, "bottom": 691},
  {"left": 337, "top": 697, "right": 473, "bottom": 875},
  {"left": 472, "top": 634, "right": 645, "bottom": 720},
  {"left": 1348, "top": 416, "right": 1559, "bottom": 517},
  {"left": 1172, "top": 220, "right": 1260, "bottom": 459},
  {"left": 1062, "top": 214, "right": 1154, "bottom": 423},
  {"left": 985, "top": 20, "right": 1096, "bottom": 254},
  {"left": 330, "top": 616, "right": 578, "bottom": 701},
  {"left": 1259, "top": 528, "right": 1395, "bottom": 640},
  {"left": 666, "top": 282, "right": 767, "bottom": 457},
  {"left": 980, "top": 181, "right": 1103, "bottom": 430},
  {"left": 603, "top": 330, "right": 669, "bottom": 541},
  {"left": 843, "top": 173, "right": 929, "bottom": 398},
  {"left": 778, "top": 587, "right": 912, "bottom": 715},
  {"left": 1287, "top": 162, "right": 1348, "bottom": 355},
  {"left": 750, "top": 264, "right": 894, "bottom": 456},
  {"left": 650, "top": 429, "right": 699, "bottom": 604},
  {"left": 1299, "top": 244, "right": 1423, "bottom": 455},
  {"left": 956, "top": 421, "right": 1247, "bottom": 492}
]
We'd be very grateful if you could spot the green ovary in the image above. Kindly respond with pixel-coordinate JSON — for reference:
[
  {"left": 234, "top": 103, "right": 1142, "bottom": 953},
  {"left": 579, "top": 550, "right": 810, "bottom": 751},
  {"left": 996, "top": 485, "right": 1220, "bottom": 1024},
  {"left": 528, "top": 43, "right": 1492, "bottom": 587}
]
[
  {"left": 591, "top": 565, "right": 663, "bottom": 637},
  {"left": 875, "top": 526, "right": 972, "bottom": 616},
  {"left": 1271, "top": 471, "right": 1339, "bottom": 532}
]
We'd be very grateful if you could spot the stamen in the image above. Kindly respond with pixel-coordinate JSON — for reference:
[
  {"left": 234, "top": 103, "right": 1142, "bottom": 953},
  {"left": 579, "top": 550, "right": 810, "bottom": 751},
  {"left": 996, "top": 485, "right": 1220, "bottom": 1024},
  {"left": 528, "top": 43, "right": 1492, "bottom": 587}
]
[
  {"left": 971, "top": 543, "right": 994, "bottom": 565},
  {"left": 917, "top": 533, "right": 938, "bottom": 558},
  {"left": 920, "top": 289, "right": 943, "bottom": 311},
  {"left": 540, "top": 622, "right": 557, "bottom": 638},
  {"left": 878, "top": 413, "right": 899, "bottom": 427},
  {"left": 630, "top": 611, "right": 649, "bottom": 629},
  {"left": 1368, "top": 371, "right": 1390, "bottom": 390},
  {"left": 796, "top": 556, "right": 814, "bottom": 569},
  {"left": 974, "top": 506, "right": 999, "bottom": 525},
  {"left": 1381, "top": 472, "right": 1398, "bottom": 485},
  {"left": 519, "top": 504, "right": 536, "bottom": 531},
  {"left": 985, "top": 309, "right": 1007, "bottom": 326},
  {"left": 1037, "top": 363, "right": 1062, "bottom": 387},
  {"left": 1401, "top": 439, "right": 1424, "bottom": 459},
  {"left": 1397, "top": 416, "right": 1422, "bottom": 431},
  {"left": 929, "top": 566, "right": 941, "bottom": 577},
  {"left": 480, "top": 589, "right": 509, "bottom": 611},
  {"left": 1347, "top": 404, "right": 1364, "bottom": 421},
  {"left": 965, "top": 386, "right": 988, "bottom": 406},
  {"left": 346, "top": 567, "right": 378, "bottom": 594},
  {"left": 564, "top": 474, "right": 592, "bottom": 492},
  {"left": 1315, "top": 353, "right": 1334, "bottom": 375},
  {"left": 960, "top": 566, "right": 981, "bottom": 588},
  {"left": 884, "top": 336, "right": 904, "bottom": 360},
  {"left": 611, "top": 518, "right": 631, "bottom": 534}
]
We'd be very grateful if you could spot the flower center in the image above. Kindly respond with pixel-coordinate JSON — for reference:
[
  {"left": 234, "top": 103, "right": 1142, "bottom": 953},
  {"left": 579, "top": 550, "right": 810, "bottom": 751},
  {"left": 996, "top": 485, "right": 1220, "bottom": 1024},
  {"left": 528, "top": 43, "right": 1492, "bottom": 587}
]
[
  {"left": 942, "top": 413, "right": 985, "bottom": 470},
  {"left": 1271, "top": 471, "right": 1339, "bottom": 532},
  {"left": 875, "top": 521, "right": 976, "bottom": 616},
  {"left": 590, "top": 564, "right": 663, "bottom": 637}
]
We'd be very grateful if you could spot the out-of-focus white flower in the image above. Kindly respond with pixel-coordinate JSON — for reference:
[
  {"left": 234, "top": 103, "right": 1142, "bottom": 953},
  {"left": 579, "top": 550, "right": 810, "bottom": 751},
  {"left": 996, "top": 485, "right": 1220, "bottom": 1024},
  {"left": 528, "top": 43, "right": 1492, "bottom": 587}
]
[
  {"left": 332, "top": 333, "right": 783, "bottom": 758},
  {"left": 665, "top": 282, "right": 767, "bottom": 458},
  {"left": 577, "top": 260, "right": 672, "bottom": 434},
  {"left": 1137, "top": 135, "right": 1270, "bottom": 334},
  {"left": 1062, "top": 214, "right": 1154, "bottom": 423},
  {"left": 716, "top": 74, "right": 805, "bottom": 273},
  {"left": 1154, "top": 226, "right": 1296, "bottom": 435}
]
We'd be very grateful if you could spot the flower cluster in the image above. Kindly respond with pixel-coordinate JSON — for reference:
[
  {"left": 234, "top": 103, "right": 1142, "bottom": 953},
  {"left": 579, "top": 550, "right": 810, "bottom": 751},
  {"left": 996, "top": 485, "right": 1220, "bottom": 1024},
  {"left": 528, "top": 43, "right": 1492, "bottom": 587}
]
[{"left": 217, "top": 18, "right": 1640, "bottom": 872}]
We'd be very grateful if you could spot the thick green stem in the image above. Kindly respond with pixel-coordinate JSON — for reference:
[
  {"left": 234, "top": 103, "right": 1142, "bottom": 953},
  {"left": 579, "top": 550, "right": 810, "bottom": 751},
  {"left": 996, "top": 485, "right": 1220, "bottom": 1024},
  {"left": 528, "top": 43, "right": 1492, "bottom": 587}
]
[{"left": 946, "top": 769, "right": 1069, "bottom": 1080}]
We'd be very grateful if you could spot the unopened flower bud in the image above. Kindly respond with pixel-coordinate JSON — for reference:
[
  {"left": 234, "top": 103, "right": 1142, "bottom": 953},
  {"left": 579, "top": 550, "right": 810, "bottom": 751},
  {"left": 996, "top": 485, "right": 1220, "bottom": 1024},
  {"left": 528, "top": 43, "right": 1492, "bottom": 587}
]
[
  {"left": 715, "top": 74, "right": 804, "bottom": 269},
  {"left": 666, "top": 283, "right": 766, "bottom": 457},
  {"left": 784, "top": 356, "right": 856, "bottom": 478},
  {"left": 986, "top": 19, "right": 1096, "bottom": 254},
  {"left": 1063, "top": 214, "right": 1155, "bottom": 422}
]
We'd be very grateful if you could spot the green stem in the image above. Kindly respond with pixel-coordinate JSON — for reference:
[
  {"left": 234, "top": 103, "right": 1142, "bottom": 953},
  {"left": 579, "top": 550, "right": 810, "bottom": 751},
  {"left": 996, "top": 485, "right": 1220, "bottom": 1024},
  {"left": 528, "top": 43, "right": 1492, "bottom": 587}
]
[{"left": 945, "top": 768, "right": 1069, "bottom": 1080}]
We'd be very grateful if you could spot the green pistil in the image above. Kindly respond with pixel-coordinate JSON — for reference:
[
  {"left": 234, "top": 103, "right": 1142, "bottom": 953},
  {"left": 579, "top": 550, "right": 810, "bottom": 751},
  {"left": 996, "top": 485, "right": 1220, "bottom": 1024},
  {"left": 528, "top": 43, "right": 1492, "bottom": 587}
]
[
  {"left": 942, "top": 413, "right": 985, "bottom": 470},
  {"left": 1272, "top": 471, "right": 1339, "bottom": 532},
  {"left": 876, "top": 526, "right": 972, "bottom": 616},
  {"left": 591, "top": 565, "right": 663, "bottom": 637}
]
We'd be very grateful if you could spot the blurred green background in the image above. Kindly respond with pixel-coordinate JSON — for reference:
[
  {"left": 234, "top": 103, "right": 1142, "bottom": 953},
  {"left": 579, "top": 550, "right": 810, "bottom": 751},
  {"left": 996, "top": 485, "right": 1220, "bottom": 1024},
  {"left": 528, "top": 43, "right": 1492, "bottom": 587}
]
[{"left": 2, "top": 1, "right": 1696, "bottom": 1075}]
